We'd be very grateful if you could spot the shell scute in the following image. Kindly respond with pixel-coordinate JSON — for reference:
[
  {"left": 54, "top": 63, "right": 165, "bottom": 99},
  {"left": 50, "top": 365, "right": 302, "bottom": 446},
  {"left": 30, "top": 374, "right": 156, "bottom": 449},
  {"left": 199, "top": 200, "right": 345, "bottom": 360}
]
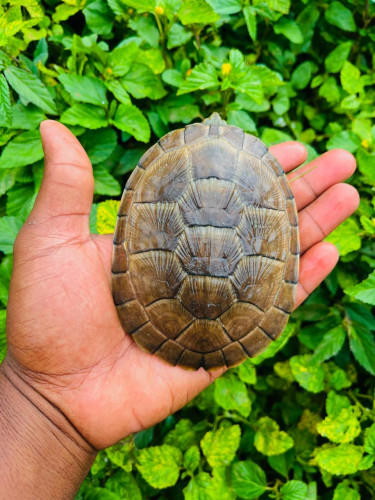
[
  {"left": 112, "top": 118, "right": 299, "bottom": 370},
  {"left": 129, "top": 251, "right": 185, "bottom": 306},
  {"left": 176, "top": 320, "right": 231, "bottom": 353},
  {"left": 179, "top": 179, "right": 242, "bottom": 228},
  {"left": 219, "top": 302, "right": 263, "bottom": 340},
  {"left": 134, "top": 148, "right": 192, "bottom": 203},
  {"left": 147, "top": 299, "right": 194, "bottom": 339},
  {"left": 178, "top": 275, "right": 235, "bottom": 320},
  {"left": 127, "top": 203, "right": 184, "bottom": 253},
  {"left": 176, "top": 226, "right": 242, "bottom": 277},
  {"left": 190, "top": 139, "right": 238, "bottom": 181}
]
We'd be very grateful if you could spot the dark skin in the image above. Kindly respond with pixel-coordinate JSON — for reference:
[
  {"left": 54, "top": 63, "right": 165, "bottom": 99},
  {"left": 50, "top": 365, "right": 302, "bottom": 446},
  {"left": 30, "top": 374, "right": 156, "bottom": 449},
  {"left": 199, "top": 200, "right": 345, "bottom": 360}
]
[{"left": 0, "top": 121, "right": 359, "bottom": 499}]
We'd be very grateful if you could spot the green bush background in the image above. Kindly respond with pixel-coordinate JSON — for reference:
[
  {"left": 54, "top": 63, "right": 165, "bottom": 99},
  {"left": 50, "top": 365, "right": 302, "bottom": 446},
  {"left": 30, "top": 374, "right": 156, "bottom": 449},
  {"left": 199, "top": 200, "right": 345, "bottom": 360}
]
[{"left": 1, "top": 0, "right": 375, "bottom": 498}]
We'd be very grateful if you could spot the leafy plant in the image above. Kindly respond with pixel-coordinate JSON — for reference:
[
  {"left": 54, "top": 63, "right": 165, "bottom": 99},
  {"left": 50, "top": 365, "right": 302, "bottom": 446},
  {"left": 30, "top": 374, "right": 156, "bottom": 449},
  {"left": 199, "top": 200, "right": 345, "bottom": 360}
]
[{"left": 0, "top": 0, "right": 374, "bottom": 498}]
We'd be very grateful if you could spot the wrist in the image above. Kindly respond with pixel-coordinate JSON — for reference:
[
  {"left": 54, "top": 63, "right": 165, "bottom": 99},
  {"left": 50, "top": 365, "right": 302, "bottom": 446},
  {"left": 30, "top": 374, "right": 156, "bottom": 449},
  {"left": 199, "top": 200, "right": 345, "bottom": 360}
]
[{"left": 0, "top": 359, "right": 97, "bottom": 500}]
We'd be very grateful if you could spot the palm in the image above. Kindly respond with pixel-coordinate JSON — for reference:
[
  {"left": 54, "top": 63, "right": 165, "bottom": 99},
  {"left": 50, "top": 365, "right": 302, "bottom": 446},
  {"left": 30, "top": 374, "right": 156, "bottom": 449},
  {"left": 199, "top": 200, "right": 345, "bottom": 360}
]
[{"left": 5, "top": 121, "right": 359, "bottom": 449}]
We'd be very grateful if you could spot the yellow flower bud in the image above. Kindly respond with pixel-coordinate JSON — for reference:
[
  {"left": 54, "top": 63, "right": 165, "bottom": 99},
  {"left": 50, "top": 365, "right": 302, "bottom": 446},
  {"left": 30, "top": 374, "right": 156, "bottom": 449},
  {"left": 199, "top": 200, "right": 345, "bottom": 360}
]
[
  {"left": 361, "top": 139, "right": 370, "bottom": 149},
  {"left": 106, "top": 67, "right": 113, "bottom": 75},
  {"left": 128, "top": 8, "right": 133, "bottom": 14},
  {"left": 186, "top": 68, "right": 192, "bottom": 77},
  {"left": 221, "top": 63, "right": 232, "bottom": 76},
  {"left": 155, "top": 5, "right": 164, "bottom": 15}
]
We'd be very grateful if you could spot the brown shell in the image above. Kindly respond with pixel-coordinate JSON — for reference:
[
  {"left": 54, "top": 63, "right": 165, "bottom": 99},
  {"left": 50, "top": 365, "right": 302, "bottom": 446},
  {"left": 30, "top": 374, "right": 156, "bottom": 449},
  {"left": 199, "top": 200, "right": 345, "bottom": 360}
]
[{"left": 112, "top": 113, "right": 299, "bottom": 371}]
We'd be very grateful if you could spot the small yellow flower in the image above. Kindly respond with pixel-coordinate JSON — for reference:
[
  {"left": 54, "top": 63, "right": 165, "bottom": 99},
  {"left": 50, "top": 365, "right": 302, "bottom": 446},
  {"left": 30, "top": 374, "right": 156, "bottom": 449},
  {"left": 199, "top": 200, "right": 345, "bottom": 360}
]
[
  {"left": 105, "top": 67, "right": 113, "bottom": 75},
  {"left": 221, "top": 63, "right": 232, "bottom": 76},
  {"left": 186, "top": 68, "right": 192, "bottom": 77},
  {"left": 128, "top": 8, "right": 133, "bottom": 14},
  {"left": 155, "top": 5, "right": 164, "bottom": 15},
  {"left": 361, "top": 139, "right": 370, "bottom": 149}
]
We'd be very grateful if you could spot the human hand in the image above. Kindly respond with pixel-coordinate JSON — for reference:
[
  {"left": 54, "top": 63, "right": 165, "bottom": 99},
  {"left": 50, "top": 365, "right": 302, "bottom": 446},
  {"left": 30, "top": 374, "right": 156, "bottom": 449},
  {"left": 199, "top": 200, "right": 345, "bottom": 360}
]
[{"left": 2, "top": 121, "right": 359, "bottom": 454}]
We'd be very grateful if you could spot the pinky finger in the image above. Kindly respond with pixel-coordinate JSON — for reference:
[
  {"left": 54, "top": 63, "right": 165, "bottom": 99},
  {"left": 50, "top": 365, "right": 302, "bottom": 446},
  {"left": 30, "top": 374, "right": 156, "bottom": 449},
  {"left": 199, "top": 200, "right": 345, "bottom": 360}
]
[{"left": 294, "top": 241, "right": 339, "bottom": 310}]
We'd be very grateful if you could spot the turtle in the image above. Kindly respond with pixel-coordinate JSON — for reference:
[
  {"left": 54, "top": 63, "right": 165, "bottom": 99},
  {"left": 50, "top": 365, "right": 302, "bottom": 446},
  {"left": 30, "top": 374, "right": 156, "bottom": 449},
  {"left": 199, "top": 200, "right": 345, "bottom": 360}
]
[{"left": 111, "top": 112, "right": 299, "bottom": 371}]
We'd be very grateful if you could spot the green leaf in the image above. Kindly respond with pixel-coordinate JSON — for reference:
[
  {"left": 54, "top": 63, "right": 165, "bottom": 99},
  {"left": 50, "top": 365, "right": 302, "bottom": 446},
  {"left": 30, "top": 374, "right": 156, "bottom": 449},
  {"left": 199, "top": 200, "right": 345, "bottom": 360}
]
[
  {"left": 0, "top": 256, "right": 12, "bottom": 306},
  {"left": 183, "top": 445, "right": 200, "bottom": 473},
  {"left": 129, "top": 16, "right": 159, "bottom": 48},
  {"left": 84, "top": 488, "right": 120, "bottom": 500},
  {"left": 105, "top": 80, "right": 131, "bottom": 106},
  {"left": 227, "top": 110, "right": 256, "bottom": 133},
  {"left": 340, "top": 61, "right": 362, "bottom": 95},
  {"left": 214, "top": 373, "right": 251, "bottom": 417},
  {"left": 0, "top": 102, "right": 46, "bottom": 130},
  {"left": 231, "top": 460, "right": 266, "bottom": 499},
  {"left": 238, "top": 359, "right": 257, "bottom": 384},
  {"left": 317, "top": 406, "right": 361, "bottom": 444},
  {"left": 326, "top": 390, "right": 351, "bottom": 417},
  {"left": 290, "top": 354, "right": 325, "bottom": 393},
  {"left": 261, "top": 128, "right": 293, "bottom": 146},
  {"left": 6, "top": 183, "right": 36, "bottom": 219},
  {"left": 314, "top": 444, "right": 363, "bottom": 475},
  {"left": 79, "top": 129, "right": 117, "bottom": 165},
  {"left": 319, "top": 76, "right": 341, "bottom": 104},
  {"left": 53, "top": 3, "right": 80, "bottom": 22},
  {"left": 265, "top": 0, "right": 290, "bottom": 14},
  {"left": 291, "top": 61, "right": 315, "bottom": 89},
  {"left": 108, "top": 43, "right": 138, "bottom": 77},
  {"left": 183, "top": 470, "right": 230, "bottom": 500},
  {"left": 357, "top": 148, "right": 375, "bottom": 184},
  {"left": 243, "top": 6, "right": 257, "bottom": 41},
  {"left": 58, "top": 74, "right": 108, "bottom": 107},
  {"left": 83, "top": 0, "right": 114, "bottom": 35},
  {"left": 327, "top": 131, "right": 360, "bottom": 153},
  {"left": 105, "top": 442, "right": 133, "bottom": 470},
  {"left": 167, "top": 23, "right": 193, "bottom": 49},
  {"left": 164, "top": 419, "right": 197, "bottom": 451},
  {"left": 105, "top": 470, "right": 142, "bottom": 499},
  {"left": 324, "top": 1, "right": 356, "bottom": 32},
  {"left": 325, "top": 42, "right": 352, "bottom": 73},
  {"left": 136, "top": 444, "right": 182, "bottom": 489},
  {"left": 333, "top": 482, "right": 360, "bottom": 500},
  {"left": 325, "top": 218, "right": 361, "bottom": 256},
  {"left": 0, "top": 309, "right": 6, "bottom": 362},
  {"left": 206, "top": 0, "right": 242, "bottom": 15},
  {"left": 162, "top": 69, "right": 184, "bottom": 88},
  {"left": 177, "top": 62, "right": 218, "bottom": 95},
  {"left": 112, "top": 104, "right": 150, "bottom": 143},
  {"left": 93, "top": 165, "right": 121, "bottom": 196},
  {"left": 254, "top": 417, "right": 294, "bottom": 456},
  {"left": 96, "top": 200, "right": 120, "bottom": 234},
  {"left": 0, "top": 74, "right": 12, "bottom": 127},
  {"left": 274, "top": 18, "right": 303, "bottom": 44},
  {"left": 280, "top": 480, "right": 308, "bottom": 500},
  {"left": 267, "top": 450, "right": 294, "bottom": 478},
  {"left": 364, "top": 423, "right": 375, "bottom": 455},
  {"left": 4, "top": 66, "right": 57, "bottom": 115},
  {"left": 250, "top": 322, "right": 296, "bottom": 364},
  {"left": 114, "top": 148, "right": 145, "bottom": 176},
  {"left": 178, "top": 0, "right": 220, "bottom": 25},
  {"left": 121, "top": 64, "right": 166, "bottom": 100},
  {"left": 61, "top": 104, "right": 108, "bottom": 129},
  {"left": 201, "top": 425, "right": 241, "bottom": 467},
  {"left": 311, "top": 325, "right": 346, "bottom": 364},
  {"left": 348, "top": 323, "right": 375, "bottom": 376},
  {"left": 345, "top": 270, "right": 375, "bottom": 305},
  {"left": 0, "top": 130, "right": 43, "bottom": 170},
  {"left": 0, "top": 216, "right": 23, "bottom": 254}
]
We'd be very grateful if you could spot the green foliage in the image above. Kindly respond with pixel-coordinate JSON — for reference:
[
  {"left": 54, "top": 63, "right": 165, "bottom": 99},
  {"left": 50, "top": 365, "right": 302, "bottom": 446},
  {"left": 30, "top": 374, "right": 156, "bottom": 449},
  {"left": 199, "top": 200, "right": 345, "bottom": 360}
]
[{"left": 0, "top": 0, "right": 374, "bottom": 497}]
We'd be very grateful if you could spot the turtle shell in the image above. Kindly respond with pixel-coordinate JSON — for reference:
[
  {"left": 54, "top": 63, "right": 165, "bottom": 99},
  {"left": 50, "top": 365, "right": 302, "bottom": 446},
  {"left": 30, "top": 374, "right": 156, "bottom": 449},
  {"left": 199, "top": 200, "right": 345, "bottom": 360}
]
[{"left": 111, "top": 113, "right": 299, "bottom": 370}]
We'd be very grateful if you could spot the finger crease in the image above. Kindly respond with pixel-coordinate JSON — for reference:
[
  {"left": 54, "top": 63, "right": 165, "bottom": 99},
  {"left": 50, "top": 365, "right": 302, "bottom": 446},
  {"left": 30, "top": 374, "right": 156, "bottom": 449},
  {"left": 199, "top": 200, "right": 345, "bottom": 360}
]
[{"left": 303, "top": 209, "right": 327, "bottom": 240}]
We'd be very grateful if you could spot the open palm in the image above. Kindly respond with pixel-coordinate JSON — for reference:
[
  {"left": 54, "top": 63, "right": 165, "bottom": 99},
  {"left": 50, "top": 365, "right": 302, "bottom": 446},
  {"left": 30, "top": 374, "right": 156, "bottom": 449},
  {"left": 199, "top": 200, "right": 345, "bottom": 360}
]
[{"left": 4, "top": 121, "right": 359, "bottom": 449}]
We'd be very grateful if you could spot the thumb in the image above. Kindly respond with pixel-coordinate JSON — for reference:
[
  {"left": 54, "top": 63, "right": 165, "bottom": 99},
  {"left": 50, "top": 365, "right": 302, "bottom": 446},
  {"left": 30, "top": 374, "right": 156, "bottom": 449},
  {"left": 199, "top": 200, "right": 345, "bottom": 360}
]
[{"left": 27, "top": 120, "right": 94, "bottom": 234}]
